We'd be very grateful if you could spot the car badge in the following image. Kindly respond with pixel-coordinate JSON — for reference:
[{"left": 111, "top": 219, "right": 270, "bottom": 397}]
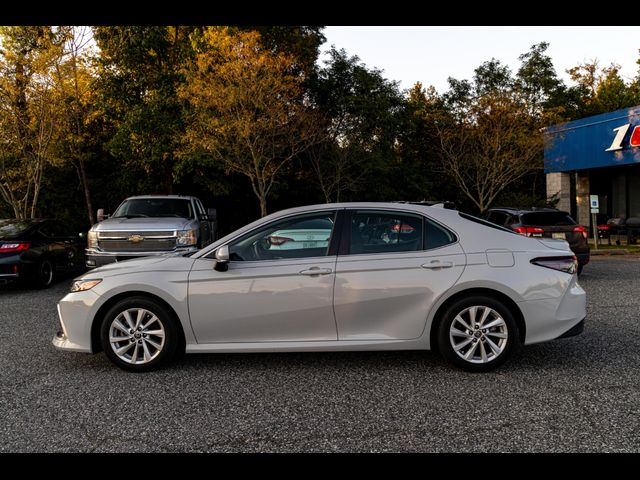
[{"left": 128, "top": 234, "right": 144, "bottom": 243}]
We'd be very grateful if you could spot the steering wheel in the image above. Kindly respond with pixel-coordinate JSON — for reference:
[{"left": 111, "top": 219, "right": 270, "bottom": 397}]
[{"left": 252, "top": 238, "right": 270, "bottom": 260}]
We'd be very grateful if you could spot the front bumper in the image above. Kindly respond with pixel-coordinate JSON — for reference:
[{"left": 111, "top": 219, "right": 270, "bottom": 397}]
[
  {"left": 52, "top": 290, "right": 101, "bottom": 353},
  {"left": 85, "top": 247, "right": 197, "bottom": 268}
]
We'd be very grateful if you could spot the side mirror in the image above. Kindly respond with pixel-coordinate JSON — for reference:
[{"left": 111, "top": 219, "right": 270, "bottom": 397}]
[
  {"left": 214, "top": 245, "right": 230, "bottom": 272},
  {"left": 207, "top": 208, "right": 217, "bottom": 220},
  {"left": 97, "top": 208, "right": 108, "bottom": 222}
]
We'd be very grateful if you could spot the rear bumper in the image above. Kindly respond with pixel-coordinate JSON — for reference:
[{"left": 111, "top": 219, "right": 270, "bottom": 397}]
[
  {"left": 519, "top": 275, "right": 586, "bottom": 345},
  {"left": 575, "top": 252, "right": 590, "bottom": 266}
]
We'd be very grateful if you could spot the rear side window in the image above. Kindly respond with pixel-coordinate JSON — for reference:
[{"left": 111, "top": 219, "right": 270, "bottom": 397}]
[
  {"left": 425, "top": 218, "right": 456, "bottom": 249},
  {"left": 521, "top": 212, "right": 576, "bottom": 226},
  {"left": 350, "top": 211, "right": 423, "bottom": 254}
]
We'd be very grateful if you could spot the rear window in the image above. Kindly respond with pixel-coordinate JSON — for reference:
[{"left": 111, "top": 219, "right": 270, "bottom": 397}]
[
  {"left": 521, "top": 212, "right": 576, "bottom": 226},
  {"left": 458, "top": 212, "right": 516, "bottom": 234}
]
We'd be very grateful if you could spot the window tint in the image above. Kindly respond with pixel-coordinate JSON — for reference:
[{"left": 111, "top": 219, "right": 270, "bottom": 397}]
[
  {"left": 227, "top": 211, "right": 336, "bottom": 261},
  {"left": 521, "top": 212, "right": 576, "bottom": 226},
  {"left": 486, "top": 211, "right": 510, "bottom": 226},
  {"left": 350, "top": 211, "right": 423, "bottom": 254},
  {"left": 425, "top": 218, "right": 456, "bottom": 249}
]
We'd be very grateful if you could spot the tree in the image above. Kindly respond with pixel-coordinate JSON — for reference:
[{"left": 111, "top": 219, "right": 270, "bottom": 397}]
[
  {"left": 0, "top": 26, "right": 64, "bottom": 219},
  {"left": 567, "top": 60, "right": 640, "bottom": 117},
  {"left": 179, "top": 27, "right": 320, "bottom": 217},
  {"left": 437, "top": 93, "right": 543, "bottom": 213},
  {"left": 93, "top": 26, "right": 195, "bottom": 194},
  {"left": 437, "top": 58, "right": 543, "bottom": 213},
  {"left": 307, "top": 48, "right": 406, "bottom": 203},
  {"left": 51, "top": 26, "right": 97, "bottom": 226}
]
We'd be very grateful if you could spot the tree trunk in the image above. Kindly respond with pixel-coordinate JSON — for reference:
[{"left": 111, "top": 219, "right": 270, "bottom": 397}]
[
  {"left": 259, "top": 195, "right": 267, "bottom": 217},
  {"left": 78, "top": 158, "right": 94, "bottom": 226}
]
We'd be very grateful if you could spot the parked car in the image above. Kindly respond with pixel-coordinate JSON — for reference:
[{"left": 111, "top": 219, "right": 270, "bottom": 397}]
[
  {"left": 267, "top": 217, "right": 333, "bottom": 251},
  {"left": 53, "top": 202, "right": 586, "bottom": 373},
  {"left": 484, "top": 208, "right": 590, "bottom": 274},
  {"left": 0, "top": 219, "right": 85, "bottom": 288},
  {"left": 85, "top": 195, "right": 216, "bottom": 269}
]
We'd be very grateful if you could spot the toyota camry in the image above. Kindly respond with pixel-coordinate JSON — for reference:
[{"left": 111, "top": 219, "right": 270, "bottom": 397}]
[{"left": 53, "top": 202, "right": 586, "bottom": 372}]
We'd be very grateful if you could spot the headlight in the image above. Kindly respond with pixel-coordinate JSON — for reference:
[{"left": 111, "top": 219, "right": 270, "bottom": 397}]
[
  {"left": 87, "top": 231, "right": 98, "bottom": 248},
  {"left": 70, "top": 279, "right": 102, "bottom": 292},
  {"left": 176, "top": 229, "right": 197, "bottom": 246}
]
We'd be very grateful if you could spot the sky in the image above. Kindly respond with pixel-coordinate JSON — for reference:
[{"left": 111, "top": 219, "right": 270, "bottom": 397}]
[{"left": 319, "top": 26, "right": 640, "bottom": 93}]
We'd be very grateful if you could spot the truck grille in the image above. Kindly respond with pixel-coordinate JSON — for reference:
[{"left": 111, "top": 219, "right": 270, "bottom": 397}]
[{"left": 97, "top": 231, "right": 176, "bottom": 252}]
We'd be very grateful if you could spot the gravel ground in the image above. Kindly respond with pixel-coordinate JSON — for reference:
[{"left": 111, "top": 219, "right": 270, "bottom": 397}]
[{"left": 1, "top": 257, "right": 639, "bottom": 452}]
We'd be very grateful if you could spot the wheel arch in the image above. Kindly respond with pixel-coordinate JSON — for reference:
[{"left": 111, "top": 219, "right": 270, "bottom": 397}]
[
  {"left": 428, "top": 287, "right": 526, "bottom": 351},
  {"left": 91, "top": 291, "right": 186, "bottom": 354}
]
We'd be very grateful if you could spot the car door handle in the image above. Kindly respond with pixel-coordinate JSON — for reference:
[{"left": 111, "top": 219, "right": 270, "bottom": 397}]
[
  {"left": 299, "top": 267, "right": 333, "bottom": 276},
  {"left": 421, "top": 260, "right": 454, "bottom": 269}
]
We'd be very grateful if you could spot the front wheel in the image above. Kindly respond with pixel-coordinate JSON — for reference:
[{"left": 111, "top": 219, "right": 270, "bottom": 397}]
[
  {"left": 438, "top": 296, "right": 519, "bottom": 372},
  {"left": 100, "top": 297, "right": 181, "bottom": 372}
]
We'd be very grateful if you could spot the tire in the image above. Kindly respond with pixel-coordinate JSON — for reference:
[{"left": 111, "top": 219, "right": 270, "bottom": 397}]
[
  {"left": 577, "top": 263, "right": 584, "bottom": 276},
  {"left": 437, "top": 296, "right": 519, "bottom": 373},
  {"left": 100, "top": 296, "right": 181, "bottom": 372},
  {"left": 34, "top": 259, "right": 54, "bottom": 289}
]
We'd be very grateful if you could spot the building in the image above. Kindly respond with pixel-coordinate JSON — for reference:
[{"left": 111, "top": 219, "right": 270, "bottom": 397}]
[{"left": 544, "top": 105, "right": 640, "bottom": 232}]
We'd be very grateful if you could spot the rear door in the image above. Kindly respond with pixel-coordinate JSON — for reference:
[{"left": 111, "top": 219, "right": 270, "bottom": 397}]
[{"left": 333, "top": 209, "right": 466, "bottom": 341}]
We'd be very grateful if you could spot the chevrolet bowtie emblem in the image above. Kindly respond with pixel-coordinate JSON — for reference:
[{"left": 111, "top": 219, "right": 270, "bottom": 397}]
[{"left": 128, "top": 234, "right": 144, "bottom": 243}]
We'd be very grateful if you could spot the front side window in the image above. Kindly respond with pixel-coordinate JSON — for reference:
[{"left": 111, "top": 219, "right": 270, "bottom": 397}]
[
  {"left": 350, "top": 211, "right": 424, "bottom": 254},
  {"left": 226, "top": 211, "right": 336, "bottom": 261}
]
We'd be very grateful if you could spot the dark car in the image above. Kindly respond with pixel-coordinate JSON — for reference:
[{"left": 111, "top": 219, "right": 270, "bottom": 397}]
[
  {"left": 0, "top": 219, "right": 86, "bottom": 288},
  {"left": 484, "top": 208, "right": 590, "bottom": 274}
]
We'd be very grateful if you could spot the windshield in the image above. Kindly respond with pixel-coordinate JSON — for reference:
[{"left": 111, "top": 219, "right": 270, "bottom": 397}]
[{"left": 112, "top": 198, "right": 194, "bottom": 219}]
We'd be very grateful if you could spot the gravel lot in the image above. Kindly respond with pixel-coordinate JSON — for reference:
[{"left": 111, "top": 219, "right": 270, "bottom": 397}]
[{"left": 1, "top": 256, "right": 639, "bottom": 452}]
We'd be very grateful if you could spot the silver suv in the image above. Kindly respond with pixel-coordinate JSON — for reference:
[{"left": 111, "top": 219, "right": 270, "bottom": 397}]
[{"left": 85, "top": 195, "right": 216, "bottom": 268}]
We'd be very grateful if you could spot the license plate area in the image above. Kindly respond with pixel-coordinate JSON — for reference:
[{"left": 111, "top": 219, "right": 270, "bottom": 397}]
[{"left": 552, "top": 232, "right": 566, "bottom": 239}]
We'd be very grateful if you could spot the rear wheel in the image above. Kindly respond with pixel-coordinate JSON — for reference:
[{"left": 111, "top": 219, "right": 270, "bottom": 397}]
[
  {"left": 100, "top": 297, "right": 181, "bottom": 372},
  {"left": 438, "top": 296, "right": 519, "bottom": 372},
  {"left": 34, "top": 259, "right": 54, "bottom": 288}
]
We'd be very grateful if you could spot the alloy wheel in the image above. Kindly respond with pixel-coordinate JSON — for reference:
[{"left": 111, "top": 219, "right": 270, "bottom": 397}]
[
  {"left": 448, "top": 305, "right": 508, "bottom": 364},
  {"left": 108, "top": 308, "right": 166, "bottom": 365}
]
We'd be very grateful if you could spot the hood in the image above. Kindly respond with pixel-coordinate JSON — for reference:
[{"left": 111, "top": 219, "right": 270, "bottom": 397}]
[
  {"left": 92, "top": 217, "right": 192, "bottom": 232},
  {"left": 86, "top": 256, "right": 170, "bottom": 276}
]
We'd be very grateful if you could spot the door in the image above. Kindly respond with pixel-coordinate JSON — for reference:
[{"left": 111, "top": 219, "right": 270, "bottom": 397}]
[
  {"left": 193, "top": 199, "right": 212, "bottom": 247},
  {"left": 333, "top": 209, "right": 466, "bottom": 340},
  {"left": 188, "top": 210, "right": 340, "bottom": 343}
]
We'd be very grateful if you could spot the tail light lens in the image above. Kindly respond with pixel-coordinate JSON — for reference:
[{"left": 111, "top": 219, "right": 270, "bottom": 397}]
[
  {"left": 269, "top": 236, "right": 294, "bottom": 246},
  {"left": 0, "top": 242, "right": 30, "bottom": 253},
  {"left": 531, "top": 256, "right": 577, "bottom": 275},
  {"left": 513, "top": 227, "right": 544, "bottom": 237},
  {"left": 573, "top": 225, "right": 588, "bottom": 239}
]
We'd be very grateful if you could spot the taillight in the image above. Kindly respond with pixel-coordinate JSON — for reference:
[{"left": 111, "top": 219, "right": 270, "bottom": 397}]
[
  {"left": 0, "top": 242, "right": 30, "bottom": 253},
  {"left": 269, "top": 236, "right": 294, "bottom": 246},
  {"left": 513, "top": 227, "right": 544, "bottom": 237},
  {"left": 531, "top": 256, "right": 577, "bottom": 275},
  {"left": 573, "top": 225, "right": 588, "bottom": 239}
]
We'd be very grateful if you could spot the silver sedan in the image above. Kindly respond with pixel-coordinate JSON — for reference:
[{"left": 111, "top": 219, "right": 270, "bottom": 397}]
[{"left": 53, "top": 202, "right": 586, "bottom": 372}]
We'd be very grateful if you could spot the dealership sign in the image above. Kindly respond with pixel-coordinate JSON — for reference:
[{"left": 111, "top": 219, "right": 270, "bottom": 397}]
[{"left": 605, "top": 124, "right": 640, "bottom": 151}]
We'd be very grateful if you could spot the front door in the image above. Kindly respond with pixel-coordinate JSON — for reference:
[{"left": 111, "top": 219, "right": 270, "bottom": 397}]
[{"left": 188, "top": 210, "right": 339, "bottom": 343}]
